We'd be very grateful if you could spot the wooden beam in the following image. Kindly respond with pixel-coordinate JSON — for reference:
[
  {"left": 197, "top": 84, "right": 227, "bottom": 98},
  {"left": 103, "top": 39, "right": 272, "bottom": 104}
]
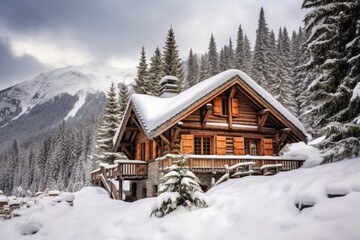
[
  {"left": 126, "top": 126, "right": 139, "bottom": 132},
  {"left": 120, "top": 141, "right": 133, "bottom": 146},
  {"left": 159, "top": 133, "right": 171, "bottom": 146},
  {"left": 257, "top": 109, "right": 270, "bottom": 116},
  {"left": 229, "top": 86, "right": 236, "bottom": 98},
  {"left": 121, "top": 146, "right": 134, "bottom": 160},
  {"left": 201, "top": 104, "right": 212, "bottom": 127},
  {"left": 130, "top": 131, "right": 137, "bottom": 143},
  {"left": 228, "top": 97, "right": 233, "bottom": 129},
  {"left": 257, "top": 109, "right": 270, "bottom": 128},
  {"left": 171, "top": 122, "right": 182, "bottom": 148},
  {"left": 277, "top": 128, "right": 290, "bottom": 152},
  {"left": 131, "top": 115, "right": 142, "bottom": 130}
]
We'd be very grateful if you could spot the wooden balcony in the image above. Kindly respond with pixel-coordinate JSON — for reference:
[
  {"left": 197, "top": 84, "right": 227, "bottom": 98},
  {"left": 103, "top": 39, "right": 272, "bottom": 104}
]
[
  {"left": 158, "top": 154, "right": 305, "bottom": 174},
  {"left": 90, "top": 160, "right": 148, "bottom": 184}
]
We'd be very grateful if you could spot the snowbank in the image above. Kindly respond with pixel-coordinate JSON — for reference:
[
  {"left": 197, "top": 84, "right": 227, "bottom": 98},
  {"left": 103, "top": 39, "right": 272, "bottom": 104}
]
[{"left": 1, "top": 156, "right": 360, "bottom": 239}]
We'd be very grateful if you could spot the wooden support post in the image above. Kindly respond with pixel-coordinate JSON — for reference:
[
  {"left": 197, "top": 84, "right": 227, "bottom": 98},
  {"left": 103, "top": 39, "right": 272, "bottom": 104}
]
[
  {"left": 159, "top": 133, "right": 171, "bottom": 146},
  {"left": 201, "top": 104, "right": 212, "bottom": 127}
]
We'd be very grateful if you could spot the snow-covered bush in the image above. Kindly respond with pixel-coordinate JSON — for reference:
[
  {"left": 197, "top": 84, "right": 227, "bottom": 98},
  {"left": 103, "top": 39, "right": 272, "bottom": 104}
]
[{"left": 151, "top": 154, "right": 208, "bottom": 217}]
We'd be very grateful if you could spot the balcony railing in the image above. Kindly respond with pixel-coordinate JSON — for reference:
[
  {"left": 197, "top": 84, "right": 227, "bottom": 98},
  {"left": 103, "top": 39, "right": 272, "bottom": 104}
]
[
  {"left": 157, "top": 154, "right": 305, "bottom": 173},
  {"left": 90, "top": 160, "right": 148, "bottom": 183}
]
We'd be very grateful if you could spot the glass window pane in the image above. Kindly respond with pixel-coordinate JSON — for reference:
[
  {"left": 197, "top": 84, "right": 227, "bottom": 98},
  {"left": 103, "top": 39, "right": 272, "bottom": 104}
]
[{"left": 194, "top": 137, "right": 201, "bottom": 155}]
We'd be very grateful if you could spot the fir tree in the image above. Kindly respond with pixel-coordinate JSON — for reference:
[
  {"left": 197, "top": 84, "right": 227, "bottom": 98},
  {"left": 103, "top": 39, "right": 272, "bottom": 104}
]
[
  {"left": 302, "top": 0, "right": 360, "bottom": 162},
  {"left": 242, "top": 35, "right": 253, "bottom": 75},
  {"left": 118, "top": 82, "right": 130, "bottom": 119},
  {"left": 252, "top": 7, "right": 270, "bottom": 90},
  {"left": 162, "top": 27, "right": 185, "bottom": 92},
  {"left": 271, "top": 27, "right": 297, "bottom": 115},
  {"left": 133, "top": 46, "right": 149, "bottom": 94},
  {"left": 151, "top": 154, "right": 208, "bottom": 217},
  {"left": 235, "top": 25, "right": 245, "bottom": 70},
  {"left": 187, "top": 48, "right": 199, "bottom": 87},
  {"left": 94, "top": 82, "right": 123, "bottom": 165},
  {"left": 219, "top": 46, "right": 227, "bottom": 72},
  {"left": 148, "top": 47, "right": 164, "bottom": 95},
  {"left": 208, "top": 34, "right": 219, "bottom": 76},
  {"left": 199, "top": 53, "right": 211, "bottom": 82}
]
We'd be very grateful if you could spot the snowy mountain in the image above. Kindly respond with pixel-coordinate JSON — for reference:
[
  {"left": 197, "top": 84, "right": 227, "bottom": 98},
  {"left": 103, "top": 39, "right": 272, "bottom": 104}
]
[{"left": 0, "top": 62, "right": 136, "bottom": 150}]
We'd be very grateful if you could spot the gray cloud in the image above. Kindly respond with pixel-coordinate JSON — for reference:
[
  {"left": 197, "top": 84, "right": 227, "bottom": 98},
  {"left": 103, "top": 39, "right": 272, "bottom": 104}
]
[
  {"left": 0, "top": 37, "right": 50, "bottom": 90},
  {"left": 0, "top": 0, "right": 305, "bottom": 89}
]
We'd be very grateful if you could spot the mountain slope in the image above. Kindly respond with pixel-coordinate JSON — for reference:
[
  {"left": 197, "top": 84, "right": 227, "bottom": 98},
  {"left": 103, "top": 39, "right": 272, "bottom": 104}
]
[{"left": 0, "top": 62, "right": 136, "bottom": 150}]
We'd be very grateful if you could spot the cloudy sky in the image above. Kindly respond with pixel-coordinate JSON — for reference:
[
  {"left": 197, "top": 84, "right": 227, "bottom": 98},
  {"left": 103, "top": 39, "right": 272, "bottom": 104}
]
[{"left": 0, "top": 0, "right": 306, "bottom": 90}]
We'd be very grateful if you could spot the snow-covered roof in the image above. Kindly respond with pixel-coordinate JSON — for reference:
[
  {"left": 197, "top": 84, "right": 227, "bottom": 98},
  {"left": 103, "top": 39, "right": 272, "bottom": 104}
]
[{"left": 127, "top": 70, "right": 305, "bottom": 138}]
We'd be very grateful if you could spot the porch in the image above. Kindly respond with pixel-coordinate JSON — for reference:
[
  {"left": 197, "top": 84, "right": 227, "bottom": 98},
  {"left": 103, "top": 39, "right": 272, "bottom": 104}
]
[{"left": 157, "top": 154, "right": 306, "bottom": 175}]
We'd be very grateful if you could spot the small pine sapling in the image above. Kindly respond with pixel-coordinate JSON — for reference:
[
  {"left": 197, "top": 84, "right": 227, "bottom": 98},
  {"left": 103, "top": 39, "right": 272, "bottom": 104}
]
[{"left": 151, "top": 154, "right": 208, "bottom": 217}]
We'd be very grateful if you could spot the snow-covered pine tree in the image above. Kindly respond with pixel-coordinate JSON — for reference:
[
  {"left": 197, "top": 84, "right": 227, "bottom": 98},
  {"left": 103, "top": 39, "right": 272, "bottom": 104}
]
[
  {"left": 187, "top": 48, "right": 199, "bottom": 87},
  {"left": 267, "top": 30, "right": 278, "bottom": 93},
  {"left": 219, "top": 46, "right": 227, "bottom": 72},
  {"left": 162, "top": 27, "right": 185, "bottom": 92},
  {"left": 208, "top": 33, "right": 219, "bottom": 76},
  {"left": 151, "top": 154, "right": 208, "bottom": 217},
  {"left": 133, "top": 46, "right": 149, "bottom": 94},
  {"left": 235, "top": 25, "right": 245, "bottom": 70},
  {"left": 199, "top": 53, "right": 211, "bottom": 82},
  {"left": 273, "top": 27, "right": 297, "bottom": 115},
  {"left": 242, "top": 35, "right": 253, "bottom": 75},
  {"left": 302, "top": 0, "right": 360, "bottom": 162},
  {"left": 148, "top": 47, "right": 164, "bottom": 96},
  {"left": 94, "top": 82, "right": 123, "bottom": 165},
  {"left": 252, "top": 7, "right": 271, "bottom": 90},
  {"left": 118, "top": 81, "right": 130, "bottom": 119}
]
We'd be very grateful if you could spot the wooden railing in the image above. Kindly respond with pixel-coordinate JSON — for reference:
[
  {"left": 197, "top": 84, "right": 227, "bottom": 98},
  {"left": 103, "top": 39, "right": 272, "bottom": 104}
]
[
  {"left": 90, "top": 160, "right": 148, "bottom": 183},
  {"left": 158, "top": 155, "right": 305, "bottom": 173}
]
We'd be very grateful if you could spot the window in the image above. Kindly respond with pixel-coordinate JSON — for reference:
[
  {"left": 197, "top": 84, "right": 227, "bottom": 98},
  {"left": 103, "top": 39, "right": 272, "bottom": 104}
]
[
  {"left": 213, "top": 97, "right": 239, "bottom": 116},
  {"left": 244, "top": 139, "right": 259, "bottom": 155},
  {"left": 222, "top": 98, "right": 229, "bottom": 115},
  {"left": 194, "top": 136, "right": 211, "bottom": 155}
]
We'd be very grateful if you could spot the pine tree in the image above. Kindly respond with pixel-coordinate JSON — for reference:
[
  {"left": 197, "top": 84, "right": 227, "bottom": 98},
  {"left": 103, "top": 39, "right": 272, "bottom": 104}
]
[
  {"left": 242, "top": 35, "right": 253, "bottom": 75},
  {"left": 118, "top": 82, "right": 130, "bottom": 119},
  {"left": 94, "top": 82, "right": 123, "bottom": 165},
  {"left": 162, "top": 27, "right": 185, "bottom": 92},
  {"left": 199, "top": 53, "right": 211, "bottom": 81},
  {"left": 302, "top": 0, "right": 360, "bottom": 162},
  {"left": 235, "top": 25, "right": 245, "bottom": 70},
  {"left": 252, "top": 7, "right": 271, "bottom": 90},
  {"left": 271, "top": 27, "right": 297, "bottom": 115},
  {"left": 208, "top": 34, "right": 219, "bottom": 76},
  {"left": 219, "top": 46, "right": 227, "bottom": 72},
  {"left": 151, "top": 154, "right": 208, "bottom": 217},
  {"left": 267, "top": 30, "right": 277, "bottom": 90},
  {"left": 133, "top": 46, "right": 149, "bottom": 94},
  {"left": 148, "top": 47, "right": 164, "bottom": 95},
  {"left": 187, "top": 49, "right": 199, "bottom": 87}
]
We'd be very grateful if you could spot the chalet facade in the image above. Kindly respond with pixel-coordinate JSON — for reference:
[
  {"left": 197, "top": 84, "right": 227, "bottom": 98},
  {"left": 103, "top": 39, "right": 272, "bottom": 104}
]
[{"left": 91, "top": 70, "right": 307, "bottom": 200}]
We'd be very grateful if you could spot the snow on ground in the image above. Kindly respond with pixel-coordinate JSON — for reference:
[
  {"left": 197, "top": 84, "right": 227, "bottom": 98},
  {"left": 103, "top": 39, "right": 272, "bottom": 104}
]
[{"left": 1, "top": 146, "right": 360, "bottom": 240}]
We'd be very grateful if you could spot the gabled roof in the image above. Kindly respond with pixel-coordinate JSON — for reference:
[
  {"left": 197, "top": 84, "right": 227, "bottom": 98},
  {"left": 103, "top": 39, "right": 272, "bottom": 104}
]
[{"left": 114, "top": 69, "right": 306, "bottom": 145}]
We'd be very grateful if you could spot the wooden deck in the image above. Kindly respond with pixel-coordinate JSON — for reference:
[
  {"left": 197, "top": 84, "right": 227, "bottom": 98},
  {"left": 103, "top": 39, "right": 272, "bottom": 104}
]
[{"left": 158, "top": 155, "right": 305, "bottom": 173}]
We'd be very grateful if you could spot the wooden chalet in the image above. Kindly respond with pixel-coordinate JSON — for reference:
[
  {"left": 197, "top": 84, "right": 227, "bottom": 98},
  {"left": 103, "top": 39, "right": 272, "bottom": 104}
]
[{"left": 91, "top": 70, "right": 307, "bottom": 200}]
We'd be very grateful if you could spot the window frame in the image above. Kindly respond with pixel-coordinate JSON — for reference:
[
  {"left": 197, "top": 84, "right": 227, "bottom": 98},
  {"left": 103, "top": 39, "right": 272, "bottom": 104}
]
[{"left": 194, "top": 135, "right": 213, "bottom": 155}]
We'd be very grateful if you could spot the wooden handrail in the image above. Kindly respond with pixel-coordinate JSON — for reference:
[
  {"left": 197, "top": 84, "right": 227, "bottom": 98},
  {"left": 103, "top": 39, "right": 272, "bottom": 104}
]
[{"left": 158, "top": 155, "right": 305, "bottom": 173}]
